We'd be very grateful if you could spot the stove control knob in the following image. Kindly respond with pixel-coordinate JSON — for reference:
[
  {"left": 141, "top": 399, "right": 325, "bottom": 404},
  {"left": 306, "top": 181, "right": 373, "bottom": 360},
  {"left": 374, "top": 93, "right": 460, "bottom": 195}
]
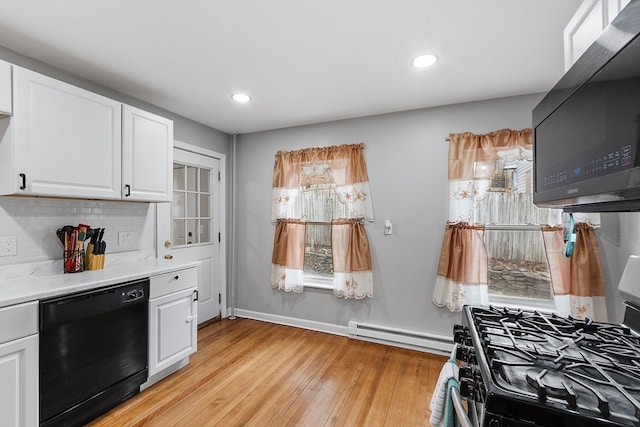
[
  {"left": 459, "top": 366, "right": 481, "bottom": 381},
  {"left": 453, "top": 324, "right": 470, "bottom": 345},
  {"left": 468, "top": 350, "right": 477, "bottom": 365},
  {"left": 460, "top": 377, "right": 476, "bottom": 399},
  {"left": 455, "top": 345, "right": 477, "bottom": 364},
  {"left": 455, "top": 345, "right": 468, "bottom": 362},
  {"left": 459, "top": 366, "right": 472, "bottom": 379}
]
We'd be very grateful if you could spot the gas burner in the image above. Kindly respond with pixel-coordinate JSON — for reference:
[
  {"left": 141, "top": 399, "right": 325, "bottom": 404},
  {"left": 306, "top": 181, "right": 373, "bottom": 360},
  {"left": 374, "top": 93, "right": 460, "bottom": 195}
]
[
  {"left": 525, "top": 368, "right": 577, "bottom": 405},
  {"left": 462, "top": 305, "right": 640, "bottom": 426}
]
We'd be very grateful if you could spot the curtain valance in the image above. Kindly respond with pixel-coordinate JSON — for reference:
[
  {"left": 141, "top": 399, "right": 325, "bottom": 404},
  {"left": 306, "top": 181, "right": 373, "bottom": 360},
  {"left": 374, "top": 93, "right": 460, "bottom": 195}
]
[{"left": 271, "top": 143, "right": 374, "bottom": 221}]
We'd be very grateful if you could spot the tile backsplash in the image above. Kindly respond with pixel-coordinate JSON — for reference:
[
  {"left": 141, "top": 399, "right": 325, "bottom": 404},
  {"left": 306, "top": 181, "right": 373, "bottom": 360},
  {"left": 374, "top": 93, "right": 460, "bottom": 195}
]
[{"left": 0, "top": 196, "right": 155, "bottom": 266}]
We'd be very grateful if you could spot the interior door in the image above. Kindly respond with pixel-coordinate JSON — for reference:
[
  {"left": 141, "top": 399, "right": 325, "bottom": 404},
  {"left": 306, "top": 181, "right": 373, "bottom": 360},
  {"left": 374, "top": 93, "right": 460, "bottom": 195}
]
[{"left": 157, "top": 144, "right": 224, "bottom": 323}]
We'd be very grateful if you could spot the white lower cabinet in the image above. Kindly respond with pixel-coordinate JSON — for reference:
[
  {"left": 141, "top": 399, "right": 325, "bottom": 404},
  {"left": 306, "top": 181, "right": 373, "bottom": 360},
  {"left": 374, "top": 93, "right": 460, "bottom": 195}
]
[
  {"left": 0, "top": 301, "right": 38, "bottom": 427},
  {"left": 148, "top": 268, "right": 198, "bottom": 377}
]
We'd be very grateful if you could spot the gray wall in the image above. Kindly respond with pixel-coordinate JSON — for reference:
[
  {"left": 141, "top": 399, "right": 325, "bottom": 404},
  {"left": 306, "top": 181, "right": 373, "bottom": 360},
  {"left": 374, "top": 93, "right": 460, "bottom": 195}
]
[
  {"left": 235, "top": 93, "right": 547, "bottom": 337},
  {"left": 600, "top": 212, "right": 640, "bottom": 323}
]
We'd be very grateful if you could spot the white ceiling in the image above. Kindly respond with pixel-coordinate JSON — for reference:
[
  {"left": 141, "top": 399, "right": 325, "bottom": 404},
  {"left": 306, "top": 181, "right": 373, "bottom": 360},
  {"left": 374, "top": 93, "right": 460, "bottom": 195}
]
[{"left": 0, "top": 0, "right": 582, "bottom": 134}]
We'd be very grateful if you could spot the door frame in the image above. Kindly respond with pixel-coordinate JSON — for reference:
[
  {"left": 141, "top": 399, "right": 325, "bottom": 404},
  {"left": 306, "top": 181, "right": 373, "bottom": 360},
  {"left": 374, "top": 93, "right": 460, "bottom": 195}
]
[{"left": 156, "top": 140, "right": 227, "bottom": 320}]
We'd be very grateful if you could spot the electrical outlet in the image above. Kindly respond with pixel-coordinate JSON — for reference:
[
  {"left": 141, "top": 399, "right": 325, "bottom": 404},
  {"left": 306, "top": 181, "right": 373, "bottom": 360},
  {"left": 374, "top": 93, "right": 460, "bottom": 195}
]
[
  {"left": 0, "top": 236, "right": 17, "bottom": 256},
  {"left": 117, "top": 231, "right": 134, "bottom": 246}
]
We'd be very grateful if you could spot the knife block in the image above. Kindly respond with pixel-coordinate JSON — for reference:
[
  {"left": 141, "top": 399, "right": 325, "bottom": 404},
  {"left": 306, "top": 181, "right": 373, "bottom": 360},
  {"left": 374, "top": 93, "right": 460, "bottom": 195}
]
[
  {"left": 85, "top": 244, "right": 104, "bottom": 270},
  {"left": 63, "top": 249, "right": 85, "bottom": 273}
]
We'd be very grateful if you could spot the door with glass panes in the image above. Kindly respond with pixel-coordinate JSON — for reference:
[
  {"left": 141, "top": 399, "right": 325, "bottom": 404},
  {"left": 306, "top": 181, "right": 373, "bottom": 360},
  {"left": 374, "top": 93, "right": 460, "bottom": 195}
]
[{"left": 157, "top": 146, "right": 221, "bottom": 323}]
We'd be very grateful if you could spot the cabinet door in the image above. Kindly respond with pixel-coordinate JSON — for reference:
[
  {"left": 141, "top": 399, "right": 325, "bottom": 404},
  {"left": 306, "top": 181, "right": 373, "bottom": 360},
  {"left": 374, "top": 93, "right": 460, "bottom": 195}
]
[
  {"left": 0, "top": 60, "right": 11, "bottom": 116},
  {"left": 122, "top": 105, "right": 173, "bottom": 202},
  {"left": 12, "top": 67, "right": 122, "bottom": 199},
  {"left": 0, "top": 334, "right": 38, "bottom": 427},
  {"left": 149, "top": 287, "right": 197, "bottom": 376},
  {"left": 564, "top": 0, "right": 632, "bottom": 71}
]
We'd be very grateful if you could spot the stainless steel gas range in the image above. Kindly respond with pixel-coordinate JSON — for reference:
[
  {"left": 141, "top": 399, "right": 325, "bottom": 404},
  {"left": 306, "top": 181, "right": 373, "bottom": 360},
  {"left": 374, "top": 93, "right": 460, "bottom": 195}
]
[{"left": 454, "top": 303, "right": 640, "bottom": 427}]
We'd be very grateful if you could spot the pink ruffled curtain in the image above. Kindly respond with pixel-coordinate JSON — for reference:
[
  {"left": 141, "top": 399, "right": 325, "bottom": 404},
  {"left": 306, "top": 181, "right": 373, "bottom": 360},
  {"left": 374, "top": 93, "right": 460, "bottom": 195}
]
[
  {"left": 433, "top": 129, "right": 532, "bottom": 311},
  {"left": 270, "top": 143, "right": 374, "bottom": 299},
  {"left": 542, "top": 224, "right": 607, "bottom": 320},
  {"left": 432, "top": 129, "right": 607, "bottom": 320}
]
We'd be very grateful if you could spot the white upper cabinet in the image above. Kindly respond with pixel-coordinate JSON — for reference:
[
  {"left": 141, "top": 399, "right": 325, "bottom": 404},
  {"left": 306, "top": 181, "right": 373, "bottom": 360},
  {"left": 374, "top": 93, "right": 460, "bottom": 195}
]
[
  {"left": 0, "top": 66, "right": 122, "bottom": 199},
  {"left": 564, "top": 0, "right": 632, "bottom": 71},
  {"left": 0, "top": 60, "right": 11, "bottom": 116},
  {"left": 0, "top": 64, "right": 174, "bottom": 202},
  {"left": 122, "top": 105, "right": 173, "bottom": 202}
]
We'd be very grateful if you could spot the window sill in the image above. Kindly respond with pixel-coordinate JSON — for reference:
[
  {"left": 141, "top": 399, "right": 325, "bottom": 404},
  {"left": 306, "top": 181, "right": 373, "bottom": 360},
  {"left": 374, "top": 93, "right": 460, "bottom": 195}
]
[
  {"left": 488, "top": 294, "right": 557, "bottom": 313},
  {"left": 304, "top": 274, "right": 334, "bottom": 290}
]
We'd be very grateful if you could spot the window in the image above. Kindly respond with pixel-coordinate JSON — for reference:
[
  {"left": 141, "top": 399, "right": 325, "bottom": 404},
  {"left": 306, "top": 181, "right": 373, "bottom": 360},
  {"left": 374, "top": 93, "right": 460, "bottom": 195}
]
[
  {"left": 271, "top": 143, "right": 374, "bottom": 299},
  {"left": 475, "top": 152, "right": 560, "bottom": 304},
  {"left": 300, "top": 164, "right": 335, "bottom": 284},
  {"left": 433, "top": 128, "right": 606, "bottom": 319},
  {"left": 172, "top": 163, "right": 212, "bottom": 246}
]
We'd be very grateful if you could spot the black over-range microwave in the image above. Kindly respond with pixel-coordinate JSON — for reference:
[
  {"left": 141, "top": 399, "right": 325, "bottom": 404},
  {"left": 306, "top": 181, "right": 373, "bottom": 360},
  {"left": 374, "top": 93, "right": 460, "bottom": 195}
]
[{"left": 533, "top": 0, "right": 640, "bottom": 212}]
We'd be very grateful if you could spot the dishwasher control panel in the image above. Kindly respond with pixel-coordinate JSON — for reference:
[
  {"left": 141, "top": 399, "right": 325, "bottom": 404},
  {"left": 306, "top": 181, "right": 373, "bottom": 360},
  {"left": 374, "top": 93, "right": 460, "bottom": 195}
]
[{"left": 123, "top": 288, "right": 145, "bottom": 303}]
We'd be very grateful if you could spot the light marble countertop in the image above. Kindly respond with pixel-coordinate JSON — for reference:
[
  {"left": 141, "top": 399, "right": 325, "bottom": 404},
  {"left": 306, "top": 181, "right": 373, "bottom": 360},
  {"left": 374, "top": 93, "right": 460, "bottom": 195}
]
[{"left": 0, "top": 251, "right": 200, "bottom": 308}]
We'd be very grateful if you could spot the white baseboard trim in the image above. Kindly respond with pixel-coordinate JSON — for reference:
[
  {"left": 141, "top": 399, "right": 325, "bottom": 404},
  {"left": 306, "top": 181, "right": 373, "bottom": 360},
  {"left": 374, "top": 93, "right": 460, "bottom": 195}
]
[
  {"left": 233, "top": 309, "right": 348, "bottom": 336},
  {"left": 230, "top": 309, "right": 453, "bottom": 355}
]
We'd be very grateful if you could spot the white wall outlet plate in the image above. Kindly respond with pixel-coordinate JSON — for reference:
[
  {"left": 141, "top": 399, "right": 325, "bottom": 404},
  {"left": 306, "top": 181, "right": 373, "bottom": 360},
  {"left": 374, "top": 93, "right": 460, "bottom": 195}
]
[
  {"left": 0, "top": 236, "right": 17, "bottom": 256},
  {"left": 117, "top": 231, "right": 135, "bottom": 246}
]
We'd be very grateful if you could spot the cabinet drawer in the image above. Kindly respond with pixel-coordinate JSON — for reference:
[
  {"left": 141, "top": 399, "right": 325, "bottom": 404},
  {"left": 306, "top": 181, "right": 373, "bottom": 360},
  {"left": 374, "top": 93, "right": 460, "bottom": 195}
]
[
  {"left": 0, "top": 301, "right": 38, "bottom": 345},
  {"left": 150, "top": 267, "right": 197, "bottom": 299}
]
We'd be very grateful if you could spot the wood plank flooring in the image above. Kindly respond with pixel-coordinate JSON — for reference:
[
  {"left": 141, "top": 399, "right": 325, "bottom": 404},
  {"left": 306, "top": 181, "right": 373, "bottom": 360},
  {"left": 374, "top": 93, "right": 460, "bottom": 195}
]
[{"left": 89, "top": 318, "right": 448, "bottom": 427}]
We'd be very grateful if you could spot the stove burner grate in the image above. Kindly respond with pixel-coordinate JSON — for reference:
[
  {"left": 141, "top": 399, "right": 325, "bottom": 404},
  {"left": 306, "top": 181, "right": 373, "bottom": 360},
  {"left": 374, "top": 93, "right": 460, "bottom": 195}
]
[
  {"left": 467, "top": 306, "right": 640, "bottom": 425},
  {"left": 525, "top": 368, "right": 577, "bottom": 407}
]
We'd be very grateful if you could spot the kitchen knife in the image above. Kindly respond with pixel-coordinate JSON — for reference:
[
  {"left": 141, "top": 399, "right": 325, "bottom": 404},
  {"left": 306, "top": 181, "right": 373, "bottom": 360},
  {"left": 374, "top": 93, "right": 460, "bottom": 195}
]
[
  {"left": 94, "top": 228, "right": 104, "bottom": 255},
  {"left": 99, "top": 241, "right": 106, "bottom": 269}
]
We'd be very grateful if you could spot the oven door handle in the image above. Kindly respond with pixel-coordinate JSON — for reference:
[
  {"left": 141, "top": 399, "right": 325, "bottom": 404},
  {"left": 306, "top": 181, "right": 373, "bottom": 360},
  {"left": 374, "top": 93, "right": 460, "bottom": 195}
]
[{"left": 451, "top": 386, "right": 473, "bottom": 427}]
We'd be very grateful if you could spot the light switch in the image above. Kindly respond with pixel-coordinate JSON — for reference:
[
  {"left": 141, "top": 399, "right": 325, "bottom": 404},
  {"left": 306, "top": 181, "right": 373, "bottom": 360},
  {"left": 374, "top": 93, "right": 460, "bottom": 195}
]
[{"left": 384, "top": 220, "right": 393, "bottom": 235}]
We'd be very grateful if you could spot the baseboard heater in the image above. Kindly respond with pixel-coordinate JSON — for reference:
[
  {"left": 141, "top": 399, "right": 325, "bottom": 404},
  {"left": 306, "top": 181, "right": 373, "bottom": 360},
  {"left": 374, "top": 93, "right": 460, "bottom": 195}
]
[{"left": 347, "top": 321, "right": 453, "bottom": 355}]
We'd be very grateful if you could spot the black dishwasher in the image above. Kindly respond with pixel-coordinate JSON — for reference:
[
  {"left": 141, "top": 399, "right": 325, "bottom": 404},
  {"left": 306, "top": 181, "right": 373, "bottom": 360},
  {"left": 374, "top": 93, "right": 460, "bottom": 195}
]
[{"left": 39, "top": 278, "right": 149, "bottom": 426}]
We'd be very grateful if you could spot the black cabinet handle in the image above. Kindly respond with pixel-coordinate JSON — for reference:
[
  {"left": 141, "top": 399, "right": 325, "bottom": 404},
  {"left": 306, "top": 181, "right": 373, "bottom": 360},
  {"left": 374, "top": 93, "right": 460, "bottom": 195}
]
[
  {"left": 124, "top": 184, "right": 131, "bottom": 197},
  {"left": 193, "top": 290, "right": 199, "bottom": 301},
  {"left": 19, "top": 173, "right": 26, "bottom": 190},
  {"left": 174, "top": 275, "right": 179, "bottom": 280}
]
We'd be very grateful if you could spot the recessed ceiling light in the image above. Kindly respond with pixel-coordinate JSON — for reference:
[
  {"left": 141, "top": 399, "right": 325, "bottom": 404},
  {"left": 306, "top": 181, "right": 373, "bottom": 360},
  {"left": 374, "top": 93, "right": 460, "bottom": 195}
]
[
  {"left": 411, "top": 54, "right": 438, "bottom": 68},
  {"left": 231, "top": 93, "right": 251, "bottom": 103}
]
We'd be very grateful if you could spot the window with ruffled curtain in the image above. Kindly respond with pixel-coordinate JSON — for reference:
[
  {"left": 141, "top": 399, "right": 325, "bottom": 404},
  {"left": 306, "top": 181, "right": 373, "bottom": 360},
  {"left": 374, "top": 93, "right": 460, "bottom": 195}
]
[
  {"left": 432, "top": 128, "right": 607, "bottom": 321},
  {"left": 271, "top": 143, "right": 374, "bottom": 299}
]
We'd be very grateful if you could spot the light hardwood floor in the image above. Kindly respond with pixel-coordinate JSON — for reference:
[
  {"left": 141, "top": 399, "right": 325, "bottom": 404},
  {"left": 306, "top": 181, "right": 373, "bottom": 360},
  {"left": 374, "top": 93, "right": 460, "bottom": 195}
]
[{"left": 89, "top": 318, "right": 447, "bottom": 427}]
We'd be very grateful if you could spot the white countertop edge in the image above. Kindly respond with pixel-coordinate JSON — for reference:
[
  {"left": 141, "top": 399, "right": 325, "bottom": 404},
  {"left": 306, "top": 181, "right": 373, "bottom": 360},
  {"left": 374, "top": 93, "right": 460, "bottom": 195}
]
[{"left": 0, "top": 259, "right": 201, "bottom": 308}]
